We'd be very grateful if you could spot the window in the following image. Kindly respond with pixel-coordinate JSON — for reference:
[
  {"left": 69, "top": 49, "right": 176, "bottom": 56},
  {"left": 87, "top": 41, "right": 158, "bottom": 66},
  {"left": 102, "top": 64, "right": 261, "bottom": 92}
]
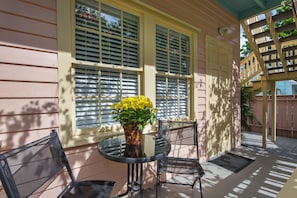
[
  {"left": 155, "top": 25, "right": 191, "bottom": 118},
  {"left": 74, "top": 0, "right": 140, "bottom": 129},
  {"left": 75, "top": 65, "right": 138, "bottom": 129},
  {"left": 58, "top": 0, "right": 197, "bottom": 146}
]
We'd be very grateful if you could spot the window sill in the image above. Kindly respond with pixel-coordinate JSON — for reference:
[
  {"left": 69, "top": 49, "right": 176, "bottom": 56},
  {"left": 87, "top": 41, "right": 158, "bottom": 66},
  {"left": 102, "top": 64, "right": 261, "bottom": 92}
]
[{"left": 62, "top": 131, "right": 123, "bottom": 148}]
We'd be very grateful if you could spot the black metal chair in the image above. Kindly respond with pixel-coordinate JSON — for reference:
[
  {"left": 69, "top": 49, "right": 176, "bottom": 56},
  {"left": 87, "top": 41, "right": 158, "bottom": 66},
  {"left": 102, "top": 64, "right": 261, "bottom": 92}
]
[
  {"left": 156, "top": 120, "right": 205, "bottom": 197},
  {"left": 0, "top": 130, "right": 115, "bottom": 198}
]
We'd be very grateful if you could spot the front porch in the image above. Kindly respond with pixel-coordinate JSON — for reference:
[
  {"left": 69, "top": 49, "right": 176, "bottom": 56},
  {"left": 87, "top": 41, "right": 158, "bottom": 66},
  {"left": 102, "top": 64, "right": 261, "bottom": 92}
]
[{"left": 2, "top": 0, "right": 296, "bottom": 197}]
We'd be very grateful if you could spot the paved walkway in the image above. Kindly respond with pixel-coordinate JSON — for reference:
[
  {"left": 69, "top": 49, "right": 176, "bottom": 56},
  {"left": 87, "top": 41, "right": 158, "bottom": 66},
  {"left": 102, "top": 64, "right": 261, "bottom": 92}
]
[{"left": 138, "top": 131, "right": 297, "bottom": 198}]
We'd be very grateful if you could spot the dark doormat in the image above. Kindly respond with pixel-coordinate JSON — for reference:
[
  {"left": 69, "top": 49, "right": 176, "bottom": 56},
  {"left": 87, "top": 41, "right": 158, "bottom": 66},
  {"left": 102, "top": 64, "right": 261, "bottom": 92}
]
[{"left": 209, "top": 152, "right": 254, "bottom": 173}]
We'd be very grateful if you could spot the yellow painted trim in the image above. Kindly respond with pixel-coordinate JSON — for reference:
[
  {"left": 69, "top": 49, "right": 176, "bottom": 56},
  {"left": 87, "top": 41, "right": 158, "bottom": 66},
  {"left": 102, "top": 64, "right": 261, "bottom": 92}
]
[
  {"left": 191, "top": 32, "right": 198, "bottom": 120},
  {"left": 57, "top": 0, "right": 74, "bottom": 147}
]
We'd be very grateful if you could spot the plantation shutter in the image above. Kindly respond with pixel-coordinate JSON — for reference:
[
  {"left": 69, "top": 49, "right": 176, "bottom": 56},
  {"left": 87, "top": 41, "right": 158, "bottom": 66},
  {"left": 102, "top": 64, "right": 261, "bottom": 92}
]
[
  {"left": 123, "top": 12, "right": 140, "bottom": 67},
  {"left": 169, "top": 31, "right": 180, "bottom": 74},
  {"left": 75, "top": 1, "right": 139, "bottom": 67},
  {"left": 122, "top": 71, "right": 139, "bottom": 97},
  {"left": 156, "top": 76, "right": 167, "bottom": 117},
  {"left": 181, "top": 34, "right": 191, "bottom": 75},
  {"left": 168, "top": 77, "right": 178, "bottom": 117},
  {"left": 75, "top": 65, "right": 100, "bottom": 129},
  {"left": 100, "top": 70, "right": 121, "bottom": 125},
  {"left": 75, "top": 65, "right": 138, "bottom": 128},
  {"left": 75, "top": 0, "right": 100, "bottom": 62},
  {"left": 156, "top": 76, "right": 189, "bottom": 118},
  {"left": 156, "top": 25, "right": 190, "bottom": 118},
  {"left": 179, "top": 79, "right": 188, "bottom": 116},
  {"left": 156, "top": 25, "right": 168, "bottom": 72}
]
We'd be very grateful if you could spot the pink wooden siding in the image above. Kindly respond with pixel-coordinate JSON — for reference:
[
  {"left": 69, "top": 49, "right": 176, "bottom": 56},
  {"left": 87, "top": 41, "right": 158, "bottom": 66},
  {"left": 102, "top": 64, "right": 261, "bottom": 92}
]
[
  {"left": 0, "top": 0, "right": 58, "bottom": 149},
  {"left": 249, "top": 96, "right": 297, "bottom": 138},
  {"left": 0, "top": 0, "right": 62, "bottom": 196}
]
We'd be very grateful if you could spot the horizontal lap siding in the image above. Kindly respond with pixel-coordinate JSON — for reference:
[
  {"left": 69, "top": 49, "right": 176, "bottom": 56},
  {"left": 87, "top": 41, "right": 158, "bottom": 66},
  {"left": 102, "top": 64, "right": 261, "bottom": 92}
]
[
  {"left": 0, "top": 98, "right": 58, "bottom": 115},
  {"left": 0, "top": 64, "right": 57, "bottom": 82},
  {"left": 0, "top": 0, "right": 58, "bottom": 151},
  {"left": 1, "top": 0, "right": 56, "bottom": 22},
  {"left": 65, "top": 145, "right": 126, "bottom": 181},
  {"left": 0, "top": 82, "right": 58, "bottom": 98},
  {"left": 0, "top": 0, "right": 57, "bottom": 51},
  {"left": 0, "top": 12, "right": 56, "bottom": 38},
  {"left": 0, "top": 45, "right": 57, "bottom": 67},
  {"left": 0, "top": 28, "right": 57, "bottom": 52}
]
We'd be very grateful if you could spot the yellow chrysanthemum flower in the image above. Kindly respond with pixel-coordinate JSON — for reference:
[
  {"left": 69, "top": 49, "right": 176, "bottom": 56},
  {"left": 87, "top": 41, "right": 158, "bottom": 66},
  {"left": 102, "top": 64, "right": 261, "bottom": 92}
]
[{"left": 111, "top": 95, "right": 157, "bottom": 130}]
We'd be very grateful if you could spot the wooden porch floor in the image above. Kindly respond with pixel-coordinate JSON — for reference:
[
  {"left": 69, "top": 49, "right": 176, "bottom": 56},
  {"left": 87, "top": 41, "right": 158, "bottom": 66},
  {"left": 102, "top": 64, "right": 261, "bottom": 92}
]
[{"left": 133, "top": 131, "right": 297, "bottom": 198}]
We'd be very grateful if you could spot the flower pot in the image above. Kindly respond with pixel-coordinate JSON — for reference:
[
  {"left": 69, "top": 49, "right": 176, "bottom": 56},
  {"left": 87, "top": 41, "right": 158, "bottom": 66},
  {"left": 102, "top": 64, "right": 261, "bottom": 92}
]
[{"left": 123, "top": 123, "right": 143, "bottom": 157}]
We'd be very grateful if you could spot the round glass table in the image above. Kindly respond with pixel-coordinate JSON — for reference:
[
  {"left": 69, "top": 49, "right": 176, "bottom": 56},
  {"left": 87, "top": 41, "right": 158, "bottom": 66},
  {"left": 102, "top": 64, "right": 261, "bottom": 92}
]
[{"left": 98, "top": 134, "right": 171, "bottom": 197}]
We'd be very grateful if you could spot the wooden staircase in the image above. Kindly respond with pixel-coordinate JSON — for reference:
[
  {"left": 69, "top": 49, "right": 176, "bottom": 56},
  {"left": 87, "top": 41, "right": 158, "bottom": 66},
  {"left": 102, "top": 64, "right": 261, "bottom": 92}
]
[{"left": 241, "top": 0, "right": 297, "bottom": 91}]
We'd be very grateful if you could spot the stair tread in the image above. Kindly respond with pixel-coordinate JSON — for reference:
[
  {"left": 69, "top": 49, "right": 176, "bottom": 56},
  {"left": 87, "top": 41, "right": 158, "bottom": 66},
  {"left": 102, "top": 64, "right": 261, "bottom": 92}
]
[
  {"left": 276, "top": 23, "right": 296, "bottom": 33},
  {"left": 280, "top": 34, "right": 297, "bottom": 42},
  {"left": 285, "top": 55, "right": 297, "bottom": 60},
  {"left": 264, "top": 58, "right": 281, "bottom": 64},
  {"left": 261, "top": 50, "right": 277, "bottom": 56},
  {"left": 258, "top": 40, "right": 274, "bottom": 48},
  {"left": 249, "top": 19, "right": 267, "bottom": 29},
  {"left": 272, "top": 9, "right": 293, "bottom": 22},
  {"left": 283, "top": 45, "right": 297, "bottom": 51},
  {"left": 253, "top": 30, "right": 271, "bottom": 39}
]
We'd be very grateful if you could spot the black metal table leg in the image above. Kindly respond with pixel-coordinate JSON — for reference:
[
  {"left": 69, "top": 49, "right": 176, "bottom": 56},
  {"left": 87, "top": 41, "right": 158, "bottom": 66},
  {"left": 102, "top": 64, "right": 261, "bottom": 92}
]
[
  {"left": 117, "top": 163, "right": 145, "bottom": 197},
  {"left": 140, "top": 163, "right": 144, "bottom": 198},
  {"left": 98, "top": 136, "right": 171, "bottom": 198}
]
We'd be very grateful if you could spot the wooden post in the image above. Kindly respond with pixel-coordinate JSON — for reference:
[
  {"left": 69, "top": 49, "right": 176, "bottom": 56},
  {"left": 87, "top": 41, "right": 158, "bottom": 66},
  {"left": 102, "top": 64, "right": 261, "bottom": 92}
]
[
  {"left": 271, "top": 81, "right": 276, "bottom": 142},
  {"left": 262, "top": 80, "right": 268, "bottom": 149}
]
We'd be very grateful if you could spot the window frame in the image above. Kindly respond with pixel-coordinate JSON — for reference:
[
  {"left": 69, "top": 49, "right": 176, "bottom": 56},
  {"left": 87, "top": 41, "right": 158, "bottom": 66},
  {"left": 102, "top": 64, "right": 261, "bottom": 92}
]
[
  {"left": 72, "top": 0, "right": 143, "bottom": 135},
  {"left": 155, "top": 23, "right": 193, "bottom": 118}
]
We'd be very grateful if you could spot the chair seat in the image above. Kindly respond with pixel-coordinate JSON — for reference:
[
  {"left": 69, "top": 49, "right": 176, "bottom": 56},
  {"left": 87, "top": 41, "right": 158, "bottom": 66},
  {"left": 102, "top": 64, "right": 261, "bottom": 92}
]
[
  {"left": 158, "top": 157, "right": 205, "bottom": 176},
  {"left": 60, "top": 180, "right": 115, "bottom": 198}
]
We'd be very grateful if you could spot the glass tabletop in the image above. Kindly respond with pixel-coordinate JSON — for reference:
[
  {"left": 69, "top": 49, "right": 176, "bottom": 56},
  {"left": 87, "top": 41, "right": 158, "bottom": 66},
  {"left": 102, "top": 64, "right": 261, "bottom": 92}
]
[{"left": 98, "top": 134, "right": 171, "bottom": 164}]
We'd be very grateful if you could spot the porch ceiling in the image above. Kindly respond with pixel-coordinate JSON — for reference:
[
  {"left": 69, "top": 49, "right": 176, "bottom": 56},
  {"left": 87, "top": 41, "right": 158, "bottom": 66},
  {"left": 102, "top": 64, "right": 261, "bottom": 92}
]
[{"left": 215, "top": 0, "right": 282, "bottom": 20}]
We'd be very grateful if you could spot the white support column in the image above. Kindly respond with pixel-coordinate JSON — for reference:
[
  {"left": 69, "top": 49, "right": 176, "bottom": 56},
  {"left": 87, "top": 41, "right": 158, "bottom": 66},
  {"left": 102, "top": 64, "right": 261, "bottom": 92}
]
[
  {"left": 262, "top": 80, "right": 268, "bottom": 149},
  {"left": 271, "top": 81, "right": 276, "bottom": 142}
]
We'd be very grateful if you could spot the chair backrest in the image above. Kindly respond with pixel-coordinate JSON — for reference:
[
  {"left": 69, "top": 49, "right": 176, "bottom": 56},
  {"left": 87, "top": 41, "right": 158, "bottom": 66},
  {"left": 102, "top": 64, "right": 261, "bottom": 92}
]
[
  {"left": 158, "top": 120, "right": 199, "bottom": 159},
  {"left": 0, "top": 130, "right": 75, "bottom": 198}
]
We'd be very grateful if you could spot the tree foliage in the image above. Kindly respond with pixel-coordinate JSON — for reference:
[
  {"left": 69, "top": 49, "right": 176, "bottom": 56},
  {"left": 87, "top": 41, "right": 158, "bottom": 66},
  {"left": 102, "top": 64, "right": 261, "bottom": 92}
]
[
  {"left": 275, "top": 4, "right": 297, "bottom": 38},
  {"left": 240, "top": 32, "right": 252, "bottom": 60},
  {"left": 241, "top": 87, "right": 260, "bottom": 131}
]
